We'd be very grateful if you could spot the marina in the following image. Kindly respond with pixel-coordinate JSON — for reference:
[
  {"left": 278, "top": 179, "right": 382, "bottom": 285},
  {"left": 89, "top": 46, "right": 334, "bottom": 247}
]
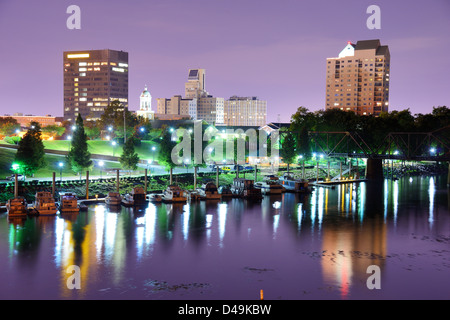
[{"left": 0, "top": 174, "right": 447, "bottom": 300}]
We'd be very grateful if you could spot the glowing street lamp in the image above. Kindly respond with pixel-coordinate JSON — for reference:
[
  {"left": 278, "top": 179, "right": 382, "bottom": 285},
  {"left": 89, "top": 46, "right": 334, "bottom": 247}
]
[{"left": 430, "top": 147, "right": 436, "bottom": 154}]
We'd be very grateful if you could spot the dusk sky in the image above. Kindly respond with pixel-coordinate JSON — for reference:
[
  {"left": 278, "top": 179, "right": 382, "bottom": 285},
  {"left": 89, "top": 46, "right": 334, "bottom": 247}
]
[{"left": 0, "top": 0, "right": 449, "bottom": 122}]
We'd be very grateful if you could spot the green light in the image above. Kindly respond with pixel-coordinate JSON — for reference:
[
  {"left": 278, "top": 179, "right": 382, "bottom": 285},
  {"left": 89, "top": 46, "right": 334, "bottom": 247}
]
[{"left": 12, "top": 163, "right": 19, "bottom": 171}]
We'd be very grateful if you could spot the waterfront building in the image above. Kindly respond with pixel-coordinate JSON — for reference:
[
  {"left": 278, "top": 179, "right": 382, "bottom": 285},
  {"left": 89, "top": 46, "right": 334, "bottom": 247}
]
[
  {"left": 325, "top": 39, "right": 390, "bottom": 116},
  {"left": 63, "top": 49, "right": 129, "bottom": 122}
]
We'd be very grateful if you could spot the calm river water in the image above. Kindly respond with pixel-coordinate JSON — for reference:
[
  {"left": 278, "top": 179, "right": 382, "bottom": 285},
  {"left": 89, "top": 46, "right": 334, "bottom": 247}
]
[{"left": 0, "top": 175, "right": 448, "bottom": 300}]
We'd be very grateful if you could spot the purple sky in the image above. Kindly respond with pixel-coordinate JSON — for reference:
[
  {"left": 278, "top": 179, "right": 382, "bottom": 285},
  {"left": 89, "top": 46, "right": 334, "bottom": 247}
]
[{"left": 0, "top": 0, "right": 449, "bottom": 123}]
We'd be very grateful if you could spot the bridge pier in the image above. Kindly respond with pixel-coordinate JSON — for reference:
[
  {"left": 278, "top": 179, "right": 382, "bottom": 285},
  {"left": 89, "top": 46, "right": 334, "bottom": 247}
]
[{"left": 365, "top": 159, "right": 384, "bottom": 181}]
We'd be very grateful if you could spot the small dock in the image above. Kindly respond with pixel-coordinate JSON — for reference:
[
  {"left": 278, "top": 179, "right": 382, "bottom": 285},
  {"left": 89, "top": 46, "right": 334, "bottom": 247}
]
[{"left": 311, "top": 178, "right": 368, "bottom": 188}]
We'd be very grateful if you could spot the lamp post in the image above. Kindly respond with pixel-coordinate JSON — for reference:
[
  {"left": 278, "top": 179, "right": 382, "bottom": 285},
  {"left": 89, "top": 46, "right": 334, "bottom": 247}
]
[{"left": 59, "top": 162, "right": 64, "bottom": 182}]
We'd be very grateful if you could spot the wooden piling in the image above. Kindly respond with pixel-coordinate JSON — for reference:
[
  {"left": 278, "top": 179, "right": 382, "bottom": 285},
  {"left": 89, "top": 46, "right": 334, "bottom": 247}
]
[
  {"left": 86, "top": 171, "right": 89, "bottom": 199},
  {"left": 14, "top": 174, "right": 18, "bottom": 198},
  {"left": 116, "top": 169, "right": 120, "bottom": 192},
  {"left": 216, "top": 166, "right": 219, "bottom": 187},
  {"left": 316, "top": 161, "right": 319, "bottom": 183},
  {"left": 194, "top": 166, "right": 198, "bottom": 189},
  {"left": 52, "top": 172, "right": 56, "bottom": 197},
  {"left": 144, "top": 169, "right": 148, "bottom": 194}
]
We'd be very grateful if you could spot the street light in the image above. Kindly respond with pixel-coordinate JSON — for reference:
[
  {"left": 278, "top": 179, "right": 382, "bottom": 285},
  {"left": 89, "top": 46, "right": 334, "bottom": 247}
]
[
  {"left": 99, "top": 161, "right": 104, "bottom": 179},
  {"left": 430, "top": 147, "right": 436, "bottom": 154},
  {"left": 152, "top": 146, "right": 156, "bottom": 161},
  {"left": 59, "top": 162, "right": 64, "bottom": 181}
]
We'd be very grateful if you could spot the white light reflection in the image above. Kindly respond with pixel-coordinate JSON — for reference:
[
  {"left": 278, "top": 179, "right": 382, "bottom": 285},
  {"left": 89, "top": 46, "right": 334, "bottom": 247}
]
[
  {"left": 359, "top": 183, "right": 365, "bottom": 222},
  {"left": 393, "top": 180, "right": 398, "bottom": 226},
  {"left": 273, "top": 214, "right": 280, "bottom": 238},
  {"left": 54, "top": 216, "right": 65, "bottom": 267},
  {"left": 310, "top": 188, "right": 317, "bottom": 229},
  {"left": 383, "top": 179, "right": 388, "bottom": 221},
  {"left": 95, "top": 205, "right": 105, "bottom": 260},
  {"left": 297, "top": 203, "right": 303, "bottom": 232},
  {"left": 206, "top": 214, "right": 213, "bottom": 242},
  {"left": 104, "top": 211, "right": 117, "bottom": 261},
  {"left": 318, "top": 187, "right": 324, "bottom": 230},
  {"left": 428, "top": 177, "right": 435, "bottom": 228},
  {"left": 182, "top": 204, "right": 190, "bottom": 241},
  {"left": 218, "top": 203, "right": 227, "bottom": 247}
]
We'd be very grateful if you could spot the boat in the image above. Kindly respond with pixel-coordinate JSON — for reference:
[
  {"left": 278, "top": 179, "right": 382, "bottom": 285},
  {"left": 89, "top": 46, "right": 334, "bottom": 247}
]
[
  {"left": 6, "top": 197, "right": 28, "bottom": 217},
  {"left": 230, "top": 178, "right": 262, "bottom": 200},
  {"left": 278, "top": 172, "right": 310, "bottom": 193},
  {"left": 122, "top": 187, "right": 147, "bottom": 207},
  {"left": 161, "top": 185, "right": 187, "bottom": 203},
  {"left": 34, "top": 191, "right": 57, "bottom": 215},
  {"left": 218, "top": 185, "right": 233, "bottom": 198},
  {"left": 254, "top": 178, "right": 283, "bottom": 195},
  {"left": 147, "top": 193, "right": 162, "bottom": 203},
  {"left": 105, "top": 192, "right": 122, "bottom": 206},
  {"left": 58, "top": 192, "right": 80, "bottom": 213},
  {"left": 196, "top": 182, "right": 221, "bottom": 200}
]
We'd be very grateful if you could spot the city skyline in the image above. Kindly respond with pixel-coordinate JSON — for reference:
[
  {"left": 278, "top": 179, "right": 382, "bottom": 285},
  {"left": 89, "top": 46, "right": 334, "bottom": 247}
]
[{"left": 0, "top": 0, "right": 449, "bottom": 122}]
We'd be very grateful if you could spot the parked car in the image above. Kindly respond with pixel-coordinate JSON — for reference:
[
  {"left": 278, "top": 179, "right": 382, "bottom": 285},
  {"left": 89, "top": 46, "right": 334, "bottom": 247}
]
[{"left": 6, "top": 174, "right": 26, "bottom": 181}]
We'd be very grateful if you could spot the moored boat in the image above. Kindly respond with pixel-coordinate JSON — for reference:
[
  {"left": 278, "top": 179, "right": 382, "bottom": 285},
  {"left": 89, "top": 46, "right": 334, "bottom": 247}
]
[
  {"left": 58, "top": 192, "right": 80, "bottom": 213},
  {"left": 254, "top": 179, "right": 283, "bottom": 195},
  {"left": 218, "top": 185, "right": 233, "bottom": 198},
  {"left": 230, "top": 178, "right": 262, "bottom": 200},
  {"left": 278, "top": 172, "right": 310, "bottom": 193},
  {"left": 35, "top": 191, "right": 57, "bottom": 215},
  {"left": 147, "top": 193, "right": 162, "bottom": 203},
  {"left": 122, "top": 187, "right": 147, "bottom": 207},
  {"left": 162, "top": 185, "right": 187, "bottom": 203},
  {"left": 105, "top": 192, "right": 122, "bottom": 206},
  {"left": 196, "top": 182, "right": 221, "bottom": 200},
  {"left": 6, "top": 197, "right": 28, "bottom": 217}
]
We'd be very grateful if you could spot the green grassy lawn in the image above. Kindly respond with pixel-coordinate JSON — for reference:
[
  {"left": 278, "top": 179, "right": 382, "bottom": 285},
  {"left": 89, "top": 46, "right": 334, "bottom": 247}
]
[
  {"left": 41, "top": 140, "right": 158, "bottom": 159},
  {"left": 0, "top": 147, "right": 123, "bottom": 180}
]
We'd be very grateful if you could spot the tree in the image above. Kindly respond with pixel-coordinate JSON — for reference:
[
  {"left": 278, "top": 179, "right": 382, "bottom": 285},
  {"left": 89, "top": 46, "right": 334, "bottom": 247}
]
[
  {"left": 67, "top": 114, "right": 92, "bottom": 174},
  {"left": 98, "top": 100, "right": 138, "bottom": 142},
  {"left": 158, "top": 129, "right": 178, "bottom": 183},
  {"left": 0, "top": 117, "right": 20, "bottom": 136},
  {"left": 14, "top": 122, "right": 45, "bottom": 177},
  {"left": 119, "top": 137, "right": 140, "bottom": 171},
  {"left": 41, "top": 124, "right": 66, "bottom": 139},
  {"left": 280, "top": 132, "right": 296, "bottom": 172},
  {"left": 84, "top": 120, "right": 101, "bottom": 140}
]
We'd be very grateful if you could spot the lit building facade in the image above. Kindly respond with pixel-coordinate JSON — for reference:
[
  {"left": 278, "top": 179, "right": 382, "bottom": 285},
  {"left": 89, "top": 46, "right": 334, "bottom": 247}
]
[
  {"left": 63, "top": 49, "right": 129, "bottom": 122},
  {"left": 325, "top": 39, "right": 390, "bottom": 116},
  {"left": 224, "top": 96, "right": 267, "bottom": 126},
  {"left": 136, "top": 85, "right": 155, "bottom": 120}
]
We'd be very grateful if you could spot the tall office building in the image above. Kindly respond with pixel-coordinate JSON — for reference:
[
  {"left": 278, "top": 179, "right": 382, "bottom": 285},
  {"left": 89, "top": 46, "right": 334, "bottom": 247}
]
[
  {"left": 325, "top": 39, "right": 390, "bottom": 116},
  {"left": 224, "top": 96, "right": 267, "bottom": 126},
  {"left": 63, "top": 49, "right": 128, "bottom": 122},
  {"left": 185, "top": 69, "right": 206, "bottom": 99}
]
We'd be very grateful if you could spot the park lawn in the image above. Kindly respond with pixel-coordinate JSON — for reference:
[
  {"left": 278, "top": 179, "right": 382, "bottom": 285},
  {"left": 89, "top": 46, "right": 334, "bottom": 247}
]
[
  {"left": 42, "top": 140, "right": 158, "bottom": 159},
  {"left": 0, "top": 148, "right": 122, "bottom": 180}
]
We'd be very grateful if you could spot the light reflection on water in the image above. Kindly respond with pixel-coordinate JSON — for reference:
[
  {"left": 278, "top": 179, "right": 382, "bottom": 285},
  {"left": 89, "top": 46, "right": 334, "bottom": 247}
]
[{"left": 0, "top": 175, "right": 448, "bottom": 300}]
